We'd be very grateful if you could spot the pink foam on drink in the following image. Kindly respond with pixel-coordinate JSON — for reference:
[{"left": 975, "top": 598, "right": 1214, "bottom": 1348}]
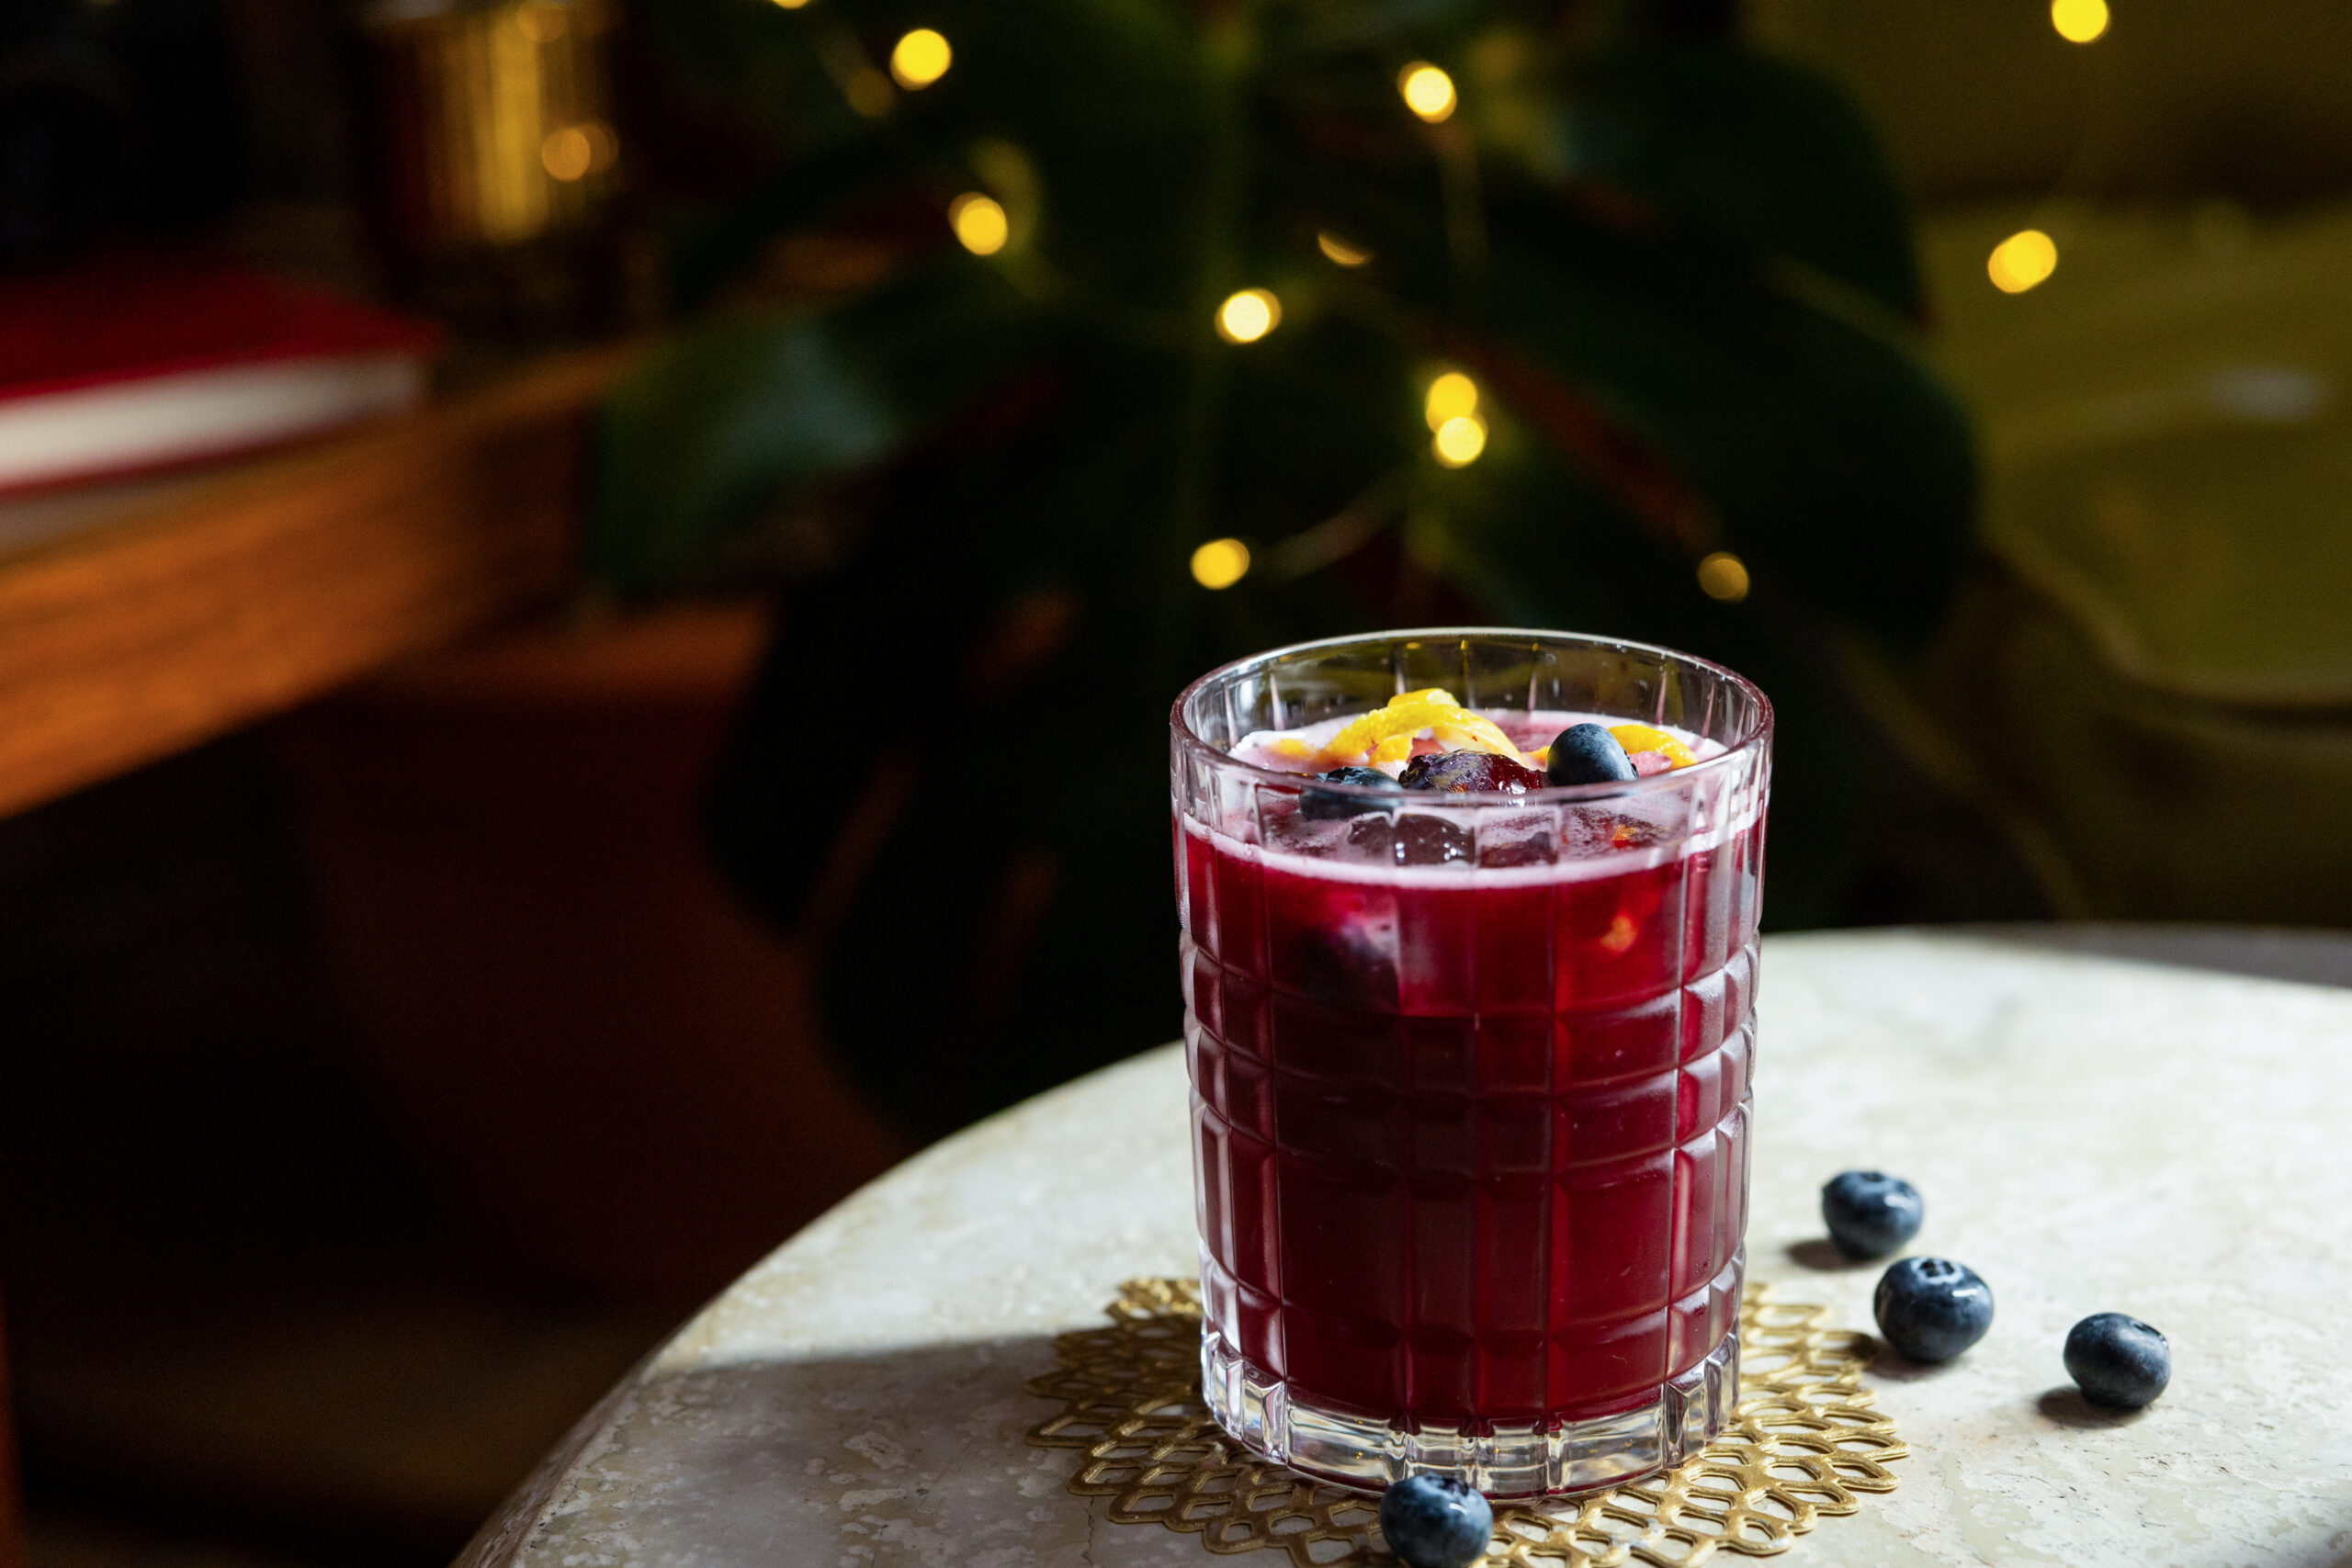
[{"left": 1179, "top": 708, "right": 1762, "bottom": 1431}]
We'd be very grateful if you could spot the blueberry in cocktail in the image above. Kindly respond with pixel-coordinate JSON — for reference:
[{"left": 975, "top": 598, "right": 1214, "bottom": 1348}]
[{"left": 1170, "top": 629, "right": 1771, "bottom": 1496}]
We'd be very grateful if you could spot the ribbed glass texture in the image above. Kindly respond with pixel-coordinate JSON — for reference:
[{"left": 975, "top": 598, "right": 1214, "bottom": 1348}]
[{"left": 1170, "top": 629, "right": 1772, "bottom": 1494}]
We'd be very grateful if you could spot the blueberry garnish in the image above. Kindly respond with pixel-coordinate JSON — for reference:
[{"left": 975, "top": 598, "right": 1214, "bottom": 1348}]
[
  {"left": 1398, "top": 750, "right": 1545, "bottom": 794},
  {"left": 1545, "top": 723, "right": 1636, "bottom": 786},
  {"left": 1378, "top": 1474, "right": 1493, "bottom": 1568},
  {"left": 1873, "top": 1257, "right": 1993, "bottom": 1363},
  {"left": 1821, "top": 1170, "right": 1925, "bottom": 1260},
  {"left": 1299, "top": 766, "right": 1405, "bottom": 821},
  {"left": 2064, "top": 1313, "right": 2169, "bottom": 1410}
]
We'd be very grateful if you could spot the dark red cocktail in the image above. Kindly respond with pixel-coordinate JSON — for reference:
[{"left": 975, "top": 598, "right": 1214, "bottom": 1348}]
[{"left": 1170, "top": 630, "right": 1770, "bottom": 1495}]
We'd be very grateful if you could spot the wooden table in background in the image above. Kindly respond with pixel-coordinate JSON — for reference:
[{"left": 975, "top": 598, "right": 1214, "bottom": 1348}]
[{"left": 0, "top": 344, "right": 632, "bottom": 821}]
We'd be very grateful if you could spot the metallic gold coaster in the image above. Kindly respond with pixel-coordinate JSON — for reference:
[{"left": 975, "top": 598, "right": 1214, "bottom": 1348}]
[{"left": 1026, "top": 1278, "right": 1905, "bottom": 1565}]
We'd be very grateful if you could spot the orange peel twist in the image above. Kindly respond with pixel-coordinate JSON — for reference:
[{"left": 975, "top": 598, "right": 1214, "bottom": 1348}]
[
  {"left": 1309, "top": 689, "right": 1531, "bottom": 770},
  {"left": 1607, "top": 723, "right": 1701, "bottom": 770}
]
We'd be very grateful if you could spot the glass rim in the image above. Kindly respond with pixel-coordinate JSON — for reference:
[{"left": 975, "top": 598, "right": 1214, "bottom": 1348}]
[{"left": 1169, "top": 625, "right": 1774, "bottom": 806}]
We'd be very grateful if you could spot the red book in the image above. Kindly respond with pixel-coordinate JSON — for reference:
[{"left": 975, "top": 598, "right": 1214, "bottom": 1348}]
[{"left": 0, "top": 258, "right": 443, "bottom": 495}]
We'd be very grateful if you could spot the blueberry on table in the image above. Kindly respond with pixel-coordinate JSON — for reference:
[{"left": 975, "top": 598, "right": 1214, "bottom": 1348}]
[
  {"left": 1299, "top": 766, "right": 1405, "bottom": 820},
  {"left": 1379, "top": 1474, "right": 1493, "bottom": 1568},
  {"left": 1545, "top": 723, "right": 1637, "bottom": 786},
  {"left": 1821, "top": 1170, "right": 1925, "bottom": 1259},
  {"left": 1873, "top": 1257, "right": 1994, "bottom": 1362},
  {"left": 1398, "top": 750, "right": 1545, "bottom": 794},
  {"left": 2064, "top": 1313, "right": 2170, "bottom": 1409}
]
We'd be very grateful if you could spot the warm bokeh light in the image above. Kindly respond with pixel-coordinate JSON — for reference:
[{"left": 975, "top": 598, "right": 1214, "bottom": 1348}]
[
  {"left": 1398, "top": 63, "right": 1456, "bottom": 123},
  {"left": 2051, "top": 0, "right": 2109, "bottom": 43},
  {"left": 770, "top": 0, "right": 810, "bottom": 9},
  {"left": 540, "top": 123, "right": 615, "bottom": 182},
  {"left": 515, "top": 4, "right": 570, "bottom": 41},
  {"left": 889, "top": 28, "right": 952, "bottom": 89},
  {"left": 1424, "top": 371, "right": 1478, "bottom": 431},
  {"left": 1191, "top": 537, "right": 1252, "bottom": 589},
  {"left": 1316, "top": 231, "right": 1370, "bottom": 267},
  {"left": 1432, "top": 414, "right": 1487, "bottom": 467},
  {"left": 1696, "top": 551, "right": 1751, "bottom": 603},
  {"left": 541, "top": 127, "right": 594, "bottom": 182},
  {"left": 949, "top": 193, "right": 1008, "bottom": 254},
  {"left": 1988, "top": 229, "right": 2059, "bottom": 293},
  {"left": 1216, "top": 288, "right": 1281, "bottom": 344}
]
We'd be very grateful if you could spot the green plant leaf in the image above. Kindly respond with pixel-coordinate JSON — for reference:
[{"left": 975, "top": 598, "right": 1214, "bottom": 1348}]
[
  {"left": 1544, "top": 39, "right": 1927, "bottom": 321},
  {"left": 589, "top": 261, "right": 1041, "bottom": 598}
]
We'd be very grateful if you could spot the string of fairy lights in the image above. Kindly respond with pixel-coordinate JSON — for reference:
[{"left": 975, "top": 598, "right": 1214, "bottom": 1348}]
[
  {"left": 772, "top": 1, "right": 1747, "bottom": 599},
  {"left": 1185, "top": 5, "right": 2129, "bottom": 592}
]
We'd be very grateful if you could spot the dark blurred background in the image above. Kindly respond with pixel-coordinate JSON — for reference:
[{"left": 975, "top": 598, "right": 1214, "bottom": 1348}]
[{"left": 1, "top": 1, "right": 2346, "bottom": 1564}]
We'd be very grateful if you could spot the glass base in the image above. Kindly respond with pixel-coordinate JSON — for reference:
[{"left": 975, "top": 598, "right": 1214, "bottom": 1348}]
[{"left": 1200, "top": 1328, "right": 1740, "bottom": 1499}]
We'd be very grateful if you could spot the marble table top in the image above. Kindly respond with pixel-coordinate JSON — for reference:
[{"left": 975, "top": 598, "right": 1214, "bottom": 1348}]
[{"left": 458, "top": 929, "right": 2352, "bottom": 1568}]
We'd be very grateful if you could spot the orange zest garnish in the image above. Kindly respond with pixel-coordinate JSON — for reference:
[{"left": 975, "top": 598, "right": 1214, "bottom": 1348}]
[
  {"left": 1310, "top": 688, "right": 1530, "bottom": 770},
  {"left": 1608, "top": 724, "right": 1700, "bottom": 769},
  {"left": 1265, "top": 737, "right": 1316, "bottom": 763}
]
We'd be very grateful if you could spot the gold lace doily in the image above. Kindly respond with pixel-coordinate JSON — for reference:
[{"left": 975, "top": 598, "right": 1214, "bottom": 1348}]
[{"left": 1025, "top": 1279, "right": 1905, "bottom": 1565}]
